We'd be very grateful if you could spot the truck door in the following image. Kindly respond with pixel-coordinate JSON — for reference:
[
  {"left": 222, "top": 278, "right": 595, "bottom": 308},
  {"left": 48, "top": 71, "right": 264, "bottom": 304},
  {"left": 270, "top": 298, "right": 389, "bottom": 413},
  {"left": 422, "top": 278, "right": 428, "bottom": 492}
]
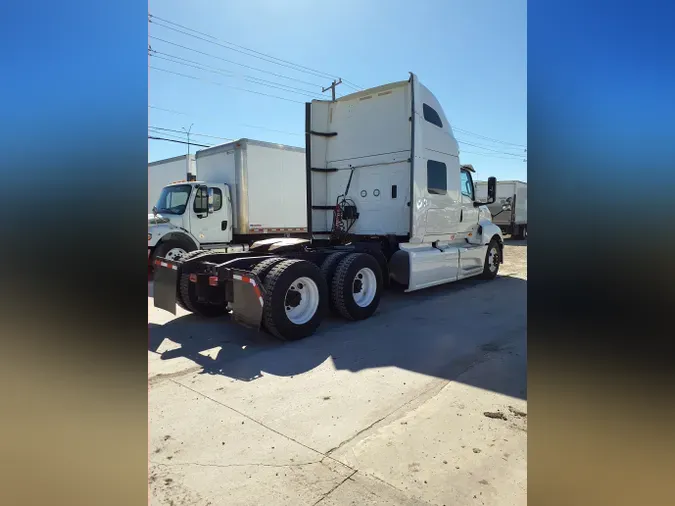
[
  {"left": 457, "top": 167, "right": 479, "bottom": 238},
  {"left": 190, "top": 184, "right": 233, "bottom": 245}
]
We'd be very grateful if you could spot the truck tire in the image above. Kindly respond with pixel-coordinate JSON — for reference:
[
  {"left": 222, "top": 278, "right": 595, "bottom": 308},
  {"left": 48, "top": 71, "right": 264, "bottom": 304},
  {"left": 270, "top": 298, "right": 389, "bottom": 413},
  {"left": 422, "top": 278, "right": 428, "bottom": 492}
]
[
  {"left": 251, "top": 257, "right": 285, "bottom": 283},
  {"left": 262, "top": 259, "right": 328, "bottom": 341},
  {"left": 331, "top": 253, "right": 383, "bottom": 321},
  {"left": 174, "top": 250, "right": 207, "bottom": 312},
  {"left": 152, "top": 237, "right": 196, "bottom": 265},
  {"left": 521, "top": 225, "right": 527, "bottom": 240},
  {"left": 320, "top": 252, "right": 350, "bottom": 307},
  {"left": 176, "top": 250, "right": 226, "bottom": 317},
  {"left": 479, "top": 239, "right": 501, "bottom": 280}
]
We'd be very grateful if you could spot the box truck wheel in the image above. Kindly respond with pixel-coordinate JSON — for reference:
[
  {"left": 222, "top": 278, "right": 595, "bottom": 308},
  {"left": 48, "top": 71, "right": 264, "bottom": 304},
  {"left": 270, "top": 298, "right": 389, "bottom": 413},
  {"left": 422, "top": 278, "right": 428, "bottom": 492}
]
[
  {"left": 331, "top": 253, "right": 383, "bottom": 321},
  {"left": 479, "top": 239, "right": 501, "bottom": 280},
  {"left": 153, "top": 237, "right": 196, "bottom": 264},
  {"left": 262, "top": 259, "right": 328, "bottom": 341}
]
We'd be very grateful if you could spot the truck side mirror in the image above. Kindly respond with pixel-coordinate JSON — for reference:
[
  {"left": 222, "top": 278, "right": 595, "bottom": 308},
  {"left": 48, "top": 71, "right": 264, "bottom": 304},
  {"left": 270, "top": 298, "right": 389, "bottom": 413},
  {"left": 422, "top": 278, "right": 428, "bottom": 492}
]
[{"left": 487, "top": 177, "right": 497, "bottom": 204}]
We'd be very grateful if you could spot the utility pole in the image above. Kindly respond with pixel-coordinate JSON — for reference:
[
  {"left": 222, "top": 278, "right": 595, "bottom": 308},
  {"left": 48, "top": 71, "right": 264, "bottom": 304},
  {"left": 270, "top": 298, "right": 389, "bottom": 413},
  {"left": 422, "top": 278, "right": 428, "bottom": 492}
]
[
  {"left": 182, "top": 123, "right": 194, "bottom": 156},
  {"left": 182, "top": 123, "right": 194, "bottom": 180},
  {"left": 322, "top": 78, "right": 342, "bottom": 101}
]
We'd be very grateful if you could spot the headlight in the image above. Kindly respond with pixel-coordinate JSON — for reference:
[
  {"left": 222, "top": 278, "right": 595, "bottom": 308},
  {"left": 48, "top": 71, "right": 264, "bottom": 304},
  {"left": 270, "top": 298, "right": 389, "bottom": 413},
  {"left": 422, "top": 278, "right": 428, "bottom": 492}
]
[{"left": 148, "top": 233, "right": 152, "bottom": 241}]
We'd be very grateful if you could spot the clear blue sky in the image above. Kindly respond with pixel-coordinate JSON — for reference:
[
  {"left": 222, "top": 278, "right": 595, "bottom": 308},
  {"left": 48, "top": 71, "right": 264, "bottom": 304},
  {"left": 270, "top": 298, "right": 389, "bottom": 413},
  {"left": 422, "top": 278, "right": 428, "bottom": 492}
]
[{"left": 149, "top": 0, "right": 526, "bottom": 182}]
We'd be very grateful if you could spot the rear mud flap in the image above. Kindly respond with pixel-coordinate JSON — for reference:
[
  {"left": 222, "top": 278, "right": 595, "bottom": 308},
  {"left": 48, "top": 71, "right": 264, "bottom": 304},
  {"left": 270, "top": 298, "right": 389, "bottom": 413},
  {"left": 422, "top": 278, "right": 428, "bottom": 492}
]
[
  {"left": 153, "top": 259, "right": 179, "bottom": 314},
  {"left": 230, "top": 270, "right": 265, "bottom": 330}
]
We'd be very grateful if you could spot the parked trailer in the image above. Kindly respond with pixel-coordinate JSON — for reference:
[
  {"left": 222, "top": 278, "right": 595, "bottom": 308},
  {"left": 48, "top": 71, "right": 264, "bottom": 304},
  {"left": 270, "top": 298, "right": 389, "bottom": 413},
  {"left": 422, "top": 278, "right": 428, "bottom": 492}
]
[
  {"left": 153, "top": 73, "right": 503, "bottom": 340},
  {"left": 148, "top": 139, "right": 307, "bottom": 265},
  {"left": 475, "top": 180, "right": 527, "bottom": 239},
  {"left": 148, "top": 155, "right": 197, "bottom": 213}
]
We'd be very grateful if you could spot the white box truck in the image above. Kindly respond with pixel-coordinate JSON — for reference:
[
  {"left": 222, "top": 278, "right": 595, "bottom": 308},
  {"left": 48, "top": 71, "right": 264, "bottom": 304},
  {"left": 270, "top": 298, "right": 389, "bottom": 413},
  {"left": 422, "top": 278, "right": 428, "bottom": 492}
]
[
  {"left": 148, "top": 154, "right": 197, "bottom": 213},
  {"left": 148, "top": 139, "right": 307, "bottom": 265},
  {"left": 153, "top": 73, "right": 503, "bottom": 341},
  {"left": 475, "top": 180, "right": 527, "bottom": 239}
]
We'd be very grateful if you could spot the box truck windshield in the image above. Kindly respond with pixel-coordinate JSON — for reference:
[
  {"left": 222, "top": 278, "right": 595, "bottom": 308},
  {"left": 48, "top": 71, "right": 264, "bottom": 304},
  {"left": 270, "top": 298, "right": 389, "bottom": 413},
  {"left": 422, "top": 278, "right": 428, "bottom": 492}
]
[{"left": 155, "top": 184, "right": 192, "bottom": 215}]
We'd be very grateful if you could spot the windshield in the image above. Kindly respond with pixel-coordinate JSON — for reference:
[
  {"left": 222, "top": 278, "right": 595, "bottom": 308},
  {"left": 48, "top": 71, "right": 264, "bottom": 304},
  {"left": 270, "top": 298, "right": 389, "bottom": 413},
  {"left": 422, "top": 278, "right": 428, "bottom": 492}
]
[{"left": 154, "top": 184, "right": 192, "bottom": 215}]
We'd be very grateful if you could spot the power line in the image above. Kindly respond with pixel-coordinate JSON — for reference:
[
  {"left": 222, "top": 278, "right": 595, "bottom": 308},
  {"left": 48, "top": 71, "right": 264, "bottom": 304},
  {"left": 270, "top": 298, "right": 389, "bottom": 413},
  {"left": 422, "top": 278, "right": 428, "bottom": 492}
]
[
  {"left": 460, "top": 149, "right": 527, "bottom": 161},
  {"left": 149, "top": 18, "right": 337, "bottom": 81},
  {"left": 149, "top": 66, "right": 306, "bottom": 104},
  {"left": 149, "top": 13, "right": 341, "bottom": 81},
  {"left": 148, "top": 106, "right": 305, "bottom": 139},
  {"left": 148, "top": 128, "right": 195, "bottom": 144},
  {"left": 457, "top": 138, "right": 525, "bottom": 157},
  {"left": 149, "top": 35, "right": 328, "bottom": 89},
  {"left": 341, "top": 79, "right": 363, "bottom": 91},
  {"left": 149, "top": 105, "right": 187, "bottom": 115},
  {"left": 149, "top": 125, "right": 234, "bottom": 141},
  {"left": 149, "top": 51, "right": 326, "bottom": 99},
  {"left": 148, "top": 135, "right": 211, "bottom": 147},
  {"left": 454, "top": 127, "right": 526, "bottom": 148}
]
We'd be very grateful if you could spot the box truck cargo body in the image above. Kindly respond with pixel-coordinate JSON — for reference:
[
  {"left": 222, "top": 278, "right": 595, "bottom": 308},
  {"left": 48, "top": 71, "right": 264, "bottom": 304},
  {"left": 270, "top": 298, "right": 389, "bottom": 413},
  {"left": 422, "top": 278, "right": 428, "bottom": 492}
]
[
  {"left": 194, "top": 139, "right": 307, "bottom": 235},
  {"left": 476, "top": 180, "right": 527, "bottom": 238},
  {"left": 148, "top": 155, "right": 196, "bottom": 213}
]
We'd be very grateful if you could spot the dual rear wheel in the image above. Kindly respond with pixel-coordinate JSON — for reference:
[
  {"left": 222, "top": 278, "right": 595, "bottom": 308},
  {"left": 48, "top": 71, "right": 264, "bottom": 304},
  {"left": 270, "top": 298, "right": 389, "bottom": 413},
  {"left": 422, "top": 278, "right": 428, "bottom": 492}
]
[{"left": 258, "top": 253, "right": 383, "bottom": 341}]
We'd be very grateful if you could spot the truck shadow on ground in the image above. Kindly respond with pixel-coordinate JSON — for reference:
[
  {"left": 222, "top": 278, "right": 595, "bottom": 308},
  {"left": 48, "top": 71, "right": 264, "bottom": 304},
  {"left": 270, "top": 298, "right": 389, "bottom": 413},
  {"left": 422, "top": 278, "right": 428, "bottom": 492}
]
[{"left": 149, "top": 274, "right": 527, "bottom": 400}]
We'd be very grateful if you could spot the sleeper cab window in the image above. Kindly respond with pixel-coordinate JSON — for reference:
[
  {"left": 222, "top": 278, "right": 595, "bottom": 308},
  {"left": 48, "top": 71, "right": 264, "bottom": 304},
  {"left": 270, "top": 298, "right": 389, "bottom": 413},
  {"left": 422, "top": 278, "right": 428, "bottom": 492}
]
[
  {"left": 427, "top": 160, "right": 447, "bottom": 195},
  {"left": 423, "top": 103, "right": 443, "bottom": 128}
]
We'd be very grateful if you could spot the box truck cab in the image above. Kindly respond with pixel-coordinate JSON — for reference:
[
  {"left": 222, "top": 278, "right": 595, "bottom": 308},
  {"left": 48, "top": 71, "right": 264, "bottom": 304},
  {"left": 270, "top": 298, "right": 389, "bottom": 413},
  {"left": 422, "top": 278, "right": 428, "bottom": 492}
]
[
  {"left": 148, "top": 154, "right": 196, "bottom": 213},
  {"left": 148, "top": 181, "right": 239, "bottom": 262},
  {"left": 153, "top": 73, "right": 503, "bottom": 341},
  {"left": 148, "top": 139, "right": 307, "bottom": 264}
]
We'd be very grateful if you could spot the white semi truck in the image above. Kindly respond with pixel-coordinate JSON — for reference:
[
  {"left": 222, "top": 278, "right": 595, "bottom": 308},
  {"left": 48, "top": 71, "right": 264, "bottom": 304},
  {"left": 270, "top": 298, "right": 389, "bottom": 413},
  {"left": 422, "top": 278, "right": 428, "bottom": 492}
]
[
  {"left": 475, "top": 180, "right": 527, "bottom": 239},
  {"left": 148, "top": 154, "right": 197, "bottom": 213},
  {"left": 153, "top": 73, "right": 503, "bottom": 340},
  {"left": 148, "top": 139, "right": 307, "bottom": 265}
]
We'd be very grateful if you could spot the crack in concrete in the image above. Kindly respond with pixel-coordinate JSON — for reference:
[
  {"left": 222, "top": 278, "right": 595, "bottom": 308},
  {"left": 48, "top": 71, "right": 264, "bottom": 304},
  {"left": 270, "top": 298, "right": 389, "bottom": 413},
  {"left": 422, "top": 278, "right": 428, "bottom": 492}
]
[
  {"left": 169, "top": 379, "right": 356, "bottom": 472},
  {"left": 360, "top": 471, "right": 436, "bottom": 506},
  {"left": 150, "top": 459, "right": 321, "bottom": 469},
  {"left": 324, "top": 347, "right": 505, "bottom": 458},
  {"left": 311, "top": 470, "right": 358, "bottom": 506}
]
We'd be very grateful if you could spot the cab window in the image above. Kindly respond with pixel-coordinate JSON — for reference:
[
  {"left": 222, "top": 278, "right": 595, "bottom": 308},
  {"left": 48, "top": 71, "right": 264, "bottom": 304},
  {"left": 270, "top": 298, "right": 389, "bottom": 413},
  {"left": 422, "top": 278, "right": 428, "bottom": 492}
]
[
  {"left": 211, "top": 188, "right": 223, "bottom": 212},
  {"left": 460, "top": 169, "right": 475, "bottom": 200},
  {"left": 193, "top": 186, "right": 208, "bottom": 212}
]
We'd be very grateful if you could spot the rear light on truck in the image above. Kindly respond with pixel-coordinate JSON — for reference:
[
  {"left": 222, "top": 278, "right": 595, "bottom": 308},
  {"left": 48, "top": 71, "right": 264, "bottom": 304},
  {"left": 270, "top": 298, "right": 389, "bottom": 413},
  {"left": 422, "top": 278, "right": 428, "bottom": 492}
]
[
  {"left": 208, "top": 276, "right": 219, "bottom": 286},
  {"left": 189, "top": 274, "right": 197, "bottom": 283}
]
